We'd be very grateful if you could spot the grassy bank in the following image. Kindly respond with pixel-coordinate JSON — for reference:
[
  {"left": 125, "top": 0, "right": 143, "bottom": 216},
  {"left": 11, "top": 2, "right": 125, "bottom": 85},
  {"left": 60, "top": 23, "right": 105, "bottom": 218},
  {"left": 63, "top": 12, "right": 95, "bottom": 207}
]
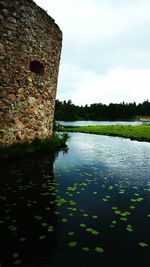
[
  {"left": 0, "top": 133, "right": 69, "bottom": 161},
  {"left": 63, "top": 125, "right": 150, "bottom": 142}
]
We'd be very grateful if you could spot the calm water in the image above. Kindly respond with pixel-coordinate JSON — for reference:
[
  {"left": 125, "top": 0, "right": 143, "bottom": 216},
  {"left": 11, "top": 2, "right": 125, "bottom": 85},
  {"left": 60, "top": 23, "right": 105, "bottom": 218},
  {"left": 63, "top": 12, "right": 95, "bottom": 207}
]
[
  {"left": 0, "top": 133, "right": 150, "bottom": 266},
  {"left": 57, "top": 120, "right": 144, "bottom": 126}
]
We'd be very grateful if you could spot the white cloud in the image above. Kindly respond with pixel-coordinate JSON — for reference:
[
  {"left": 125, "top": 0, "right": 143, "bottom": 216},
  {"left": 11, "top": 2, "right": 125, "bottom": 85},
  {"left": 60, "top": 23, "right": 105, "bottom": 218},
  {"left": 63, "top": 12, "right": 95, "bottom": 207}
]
[
  {"left": 34, "top": 0, "right": 150, "bottom": 105},
  {"left": 58, "top": 67, "right": 150, "bottom": 105}
]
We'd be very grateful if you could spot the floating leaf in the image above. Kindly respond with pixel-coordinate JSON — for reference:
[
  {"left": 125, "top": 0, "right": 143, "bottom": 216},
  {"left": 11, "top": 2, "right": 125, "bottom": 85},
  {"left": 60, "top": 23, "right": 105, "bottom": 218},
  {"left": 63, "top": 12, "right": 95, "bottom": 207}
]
[
  {"left": 61, "top": 218, "right": 67, "bottom": 223},
  {"left": 108, "top": 186, "right": 113, "bottom": 190},
  {"left": 5, "top": 209, "right": 10, "bottom": 213},
  {"left": 91, "top": 230, "right": 99, "bottom": 235},
  {"left": 121, "top": 211, "right": 131, "bottom": 217},
  {"left": 34, "top": 215, "right": 42, "bottom": 220},
  {"left": 13, "top": 259, "right": 22, "bottom": 265},
  {"left": 82, "top": 247, "right": 90, "bottom": 252},
  {"left": 120, "top": 217, "right": 127, "bottom": 221},
  {"left": 72, "top": 208, "right": 77, "bottom": 211},
  {"left": 102, "top": 198, "right": 108, "bottom": 202},
  {"left": 138, "top": 242, "right": 148, "bottom": 247},
  {"left": 68, "top": 232, "right": 75, "bottom": 236},
  {"left": 54, "top": 211, "right": 60, "bottom": 215},
  {"left": 118, "top": 190, "right": 125, "bottom": 194},
  {"left": 86, "top": 228, "right": 99, "bottom": 235},
  {"left": 92, "top": 215, "right": 98, "bottom": 219},
  {"left": 83, "top": 213, "right": 88, "bottom": 217},
  {"left": 8, "top": 225, "right": 17, "bottom": 232},
  {"left": 130, "top": 206, "right": 135, "bottom": 209},
  {"left": 110, "top": 225, "right": 115, "bottom": 228},
  {"left": 69, "top": 200, "right": 76, "bottom": 206},
  {"left": 126, "top": 227, "right": 133, "bottom": 232},
  {"left": 48, "top": 226, "right": 54, "bottom": 232},
  {"left": 80, "top": 223, "right": 86, "bottom": 228},
  {"left": 20, "top": 237, "right": 26, "bottom": 242},
  {"left": 95, "top": 247, "right": 104, "bottom": 253},
  {"left": 137, "top": 198, "right": 144, "bottom": 202},
  {"left": 13, "top": 253, "right": 19, "bottom": 259},
  {"left": 39, "top": 235, "right": 46, "bottom": 240},
  {"left": 126, "top": 225, "right": 133, "bottom": 232},
  {"left": 114, "top": 210, "right": 121, "bottom": 215},
  {"left": 130, "top": 199, "right": 136, "bottom": 202},
  {"left": 41, "top": 222, "right": 48, "bottom": 227},
  {"left": 68, "top": 241, "right": 77, "bottom": 247},
  {"left": 40, "top": 192, "right": 49, "bottom": 196}
]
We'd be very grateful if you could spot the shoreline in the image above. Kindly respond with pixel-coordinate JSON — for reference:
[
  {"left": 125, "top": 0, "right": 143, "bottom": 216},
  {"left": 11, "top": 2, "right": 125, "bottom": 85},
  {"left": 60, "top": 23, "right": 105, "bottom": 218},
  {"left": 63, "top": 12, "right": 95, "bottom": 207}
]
[{"left": 62, "top": 125, "right": 150, "bottom": 143}]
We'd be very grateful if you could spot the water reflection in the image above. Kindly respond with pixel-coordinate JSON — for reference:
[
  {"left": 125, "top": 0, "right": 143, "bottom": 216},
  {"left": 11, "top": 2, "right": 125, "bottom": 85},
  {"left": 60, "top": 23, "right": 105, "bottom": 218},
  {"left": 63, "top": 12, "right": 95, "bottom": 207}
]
[
  {"left": 0, "top": 155, "right": 58, "bottom": 266},
  {"left": 53, "top": 133, "right": 150, "bottom": 266},
  {"left": 55, "top": 133, "right": 150, "bottom": 181},
  {"left": 0, "top": 134, "right": 150, "bottom": 266}
]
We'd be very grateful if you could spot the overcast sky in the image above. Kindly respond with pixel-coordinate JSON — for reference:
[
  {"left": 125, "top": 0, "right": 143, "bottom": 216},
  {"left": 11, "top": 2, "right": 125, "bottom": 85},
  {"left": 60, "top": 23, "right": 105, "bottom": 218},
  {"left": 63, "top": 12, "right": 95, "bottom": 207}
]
[{"left": 34, "top": 0, "right": 150, "bottom": 106}]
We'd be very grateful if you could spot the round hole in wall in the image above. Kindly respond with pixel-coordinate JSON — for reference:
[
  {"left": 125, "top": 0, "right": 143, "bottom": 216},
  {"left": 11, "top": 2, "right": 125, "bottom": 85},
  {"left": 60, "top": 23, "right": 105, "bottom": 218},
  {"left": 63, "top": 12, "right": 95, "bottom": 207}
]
[{"left": 30, "top": 60, "right": 44, "bottom": 75}]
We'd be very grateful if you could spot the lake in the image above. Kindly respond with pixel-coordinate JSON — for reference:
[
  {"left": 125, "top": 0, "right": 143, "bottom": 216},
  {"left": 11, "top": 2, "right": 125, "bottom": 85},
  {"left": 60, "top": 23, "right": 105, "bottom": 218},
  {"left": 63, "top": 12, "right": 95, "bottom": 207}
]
[
  {"left": 0, "top": 133, "right": 150, "bottom": 266},
  {"left": 57, "top": 120, "right": 144, "bottom": 126}
]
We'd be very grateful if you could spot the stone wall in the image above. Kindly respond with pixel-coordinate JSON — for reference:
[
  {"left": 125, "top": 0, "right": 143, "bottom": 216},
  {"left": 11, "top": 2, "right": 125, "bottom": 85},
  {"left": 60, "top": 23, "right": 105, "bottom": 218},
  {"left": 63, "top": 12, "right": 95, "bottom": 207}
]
[{"left": 0, "top": 0, "right": 62, "bottom": 146}]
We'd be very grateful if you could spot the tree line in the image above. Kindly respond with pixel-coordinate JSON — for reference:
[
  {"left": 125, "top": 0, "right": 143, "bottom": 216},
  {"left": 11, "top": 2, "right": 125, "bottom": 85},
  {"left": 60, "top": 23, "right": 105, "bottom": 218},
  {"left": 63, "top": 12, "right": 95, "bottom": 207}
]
[{"left": 54, "top": 99, "right": 150, "bottom": 121}]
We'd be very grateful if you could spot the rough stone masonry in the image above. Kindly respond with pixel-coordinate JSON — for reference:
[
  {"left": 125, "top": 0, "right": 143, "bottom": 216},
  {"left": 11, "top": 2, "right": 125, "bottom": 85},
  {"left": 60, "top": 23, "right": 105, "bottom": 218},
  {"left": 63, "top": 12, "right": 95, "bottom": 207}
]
[{"left": 0, "top": 0, "right": 62, "bottom": 146}]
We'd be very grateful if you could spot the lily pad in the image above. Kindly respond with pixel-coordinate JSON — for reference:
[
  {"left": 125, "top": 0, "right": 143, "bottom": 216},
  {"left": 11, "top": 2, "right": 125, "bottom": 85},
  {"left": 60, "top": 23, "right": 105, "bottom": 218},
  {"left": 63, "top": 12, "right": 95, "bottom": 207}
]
[
  {"left": 20, "top": 237, "right": 26, "bottom": 242},
  {"left": 112, "top": 220, "right": 117, "bottom": 224},
  {"left": 120, "top": 217, "right": 127, "bottom": 221},
  {"left": 80, "top": 223, "right": 86, "bottom": 228},
  {"left": 82, "top": 247, "right": 90, "bottom": 252},
  {"left": 13, "top": 259, "right": 22, "bottom": 265},
  {"left": 48, "top": 226, "right": 54, "bottom": 232},
  {"left": 41, "top": 222, "right": 48, "bottom": 227},
  {"left": 34, "top": 215, "right": 42, "bottom": 220},
  {"left": 138, "top": 242, "right": 148, "bottom": 247},
  {"left": 126, "top": 225, "right": 133, "bottom": 232},
  {"left": 130, "top": 206, "right": 135, "bottom": 209},
  {"left": 92, "top": 215, "right": 98, "bottom": 219},
  {"left": 54, "top": 211, "right": 60, "bottom": 215},
  {"left": 8, "top": 225, "right": 17, "bottom": 232},
  {"left": 68, "top": 241, "right": 77, "bottom": 247},
  {"left": 39, "top": 235, "right": 46, "bottom": 240},
  {"left": 86, "top": 228, "right": 99, "bottom": 235},
  {"left": 95, "top": 247, "right": 104, "bottom": 253},
  {"left": 112, "top": 207, "right": 118, "bottom": 210},
  {"left": 13, "top": 253, "right": 19, "bottom": 259},
  {"left": 61, "top": 218, "right": 67, "bottom": 223},
  {"left": 102, "top": 198, "right": 108, "bottom": 202},
  {"left": 68, "top": 232, "right": 75, "bottom": 236},
  {"left": 83, "top": 213, "right": 88, "bottom": 217},
  {"left": 114, "top": 210, "right": 121, "bottom": 215}
]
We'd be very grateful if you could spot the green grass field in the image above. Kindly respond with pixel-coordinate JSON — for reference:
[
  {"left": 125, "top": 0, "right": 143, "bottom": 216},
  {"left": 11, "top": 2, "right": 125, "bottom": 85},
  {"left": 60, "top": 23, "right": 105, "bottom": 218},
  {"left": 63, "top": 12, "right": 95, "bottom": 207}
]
[{"left": 63, "top": 125, "right": 150, "bottom": 142}]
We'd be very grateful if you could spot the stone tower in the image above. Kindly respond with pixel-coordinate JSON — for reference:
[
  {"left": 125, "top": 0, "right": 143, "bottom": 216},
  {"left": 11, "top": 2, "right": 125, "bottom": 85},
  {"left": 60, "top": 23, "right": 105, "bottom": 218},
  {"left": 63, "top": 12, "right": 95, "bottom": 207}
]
[{"left": 0, "top": 0, "right": 62, "bottom": 146}]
